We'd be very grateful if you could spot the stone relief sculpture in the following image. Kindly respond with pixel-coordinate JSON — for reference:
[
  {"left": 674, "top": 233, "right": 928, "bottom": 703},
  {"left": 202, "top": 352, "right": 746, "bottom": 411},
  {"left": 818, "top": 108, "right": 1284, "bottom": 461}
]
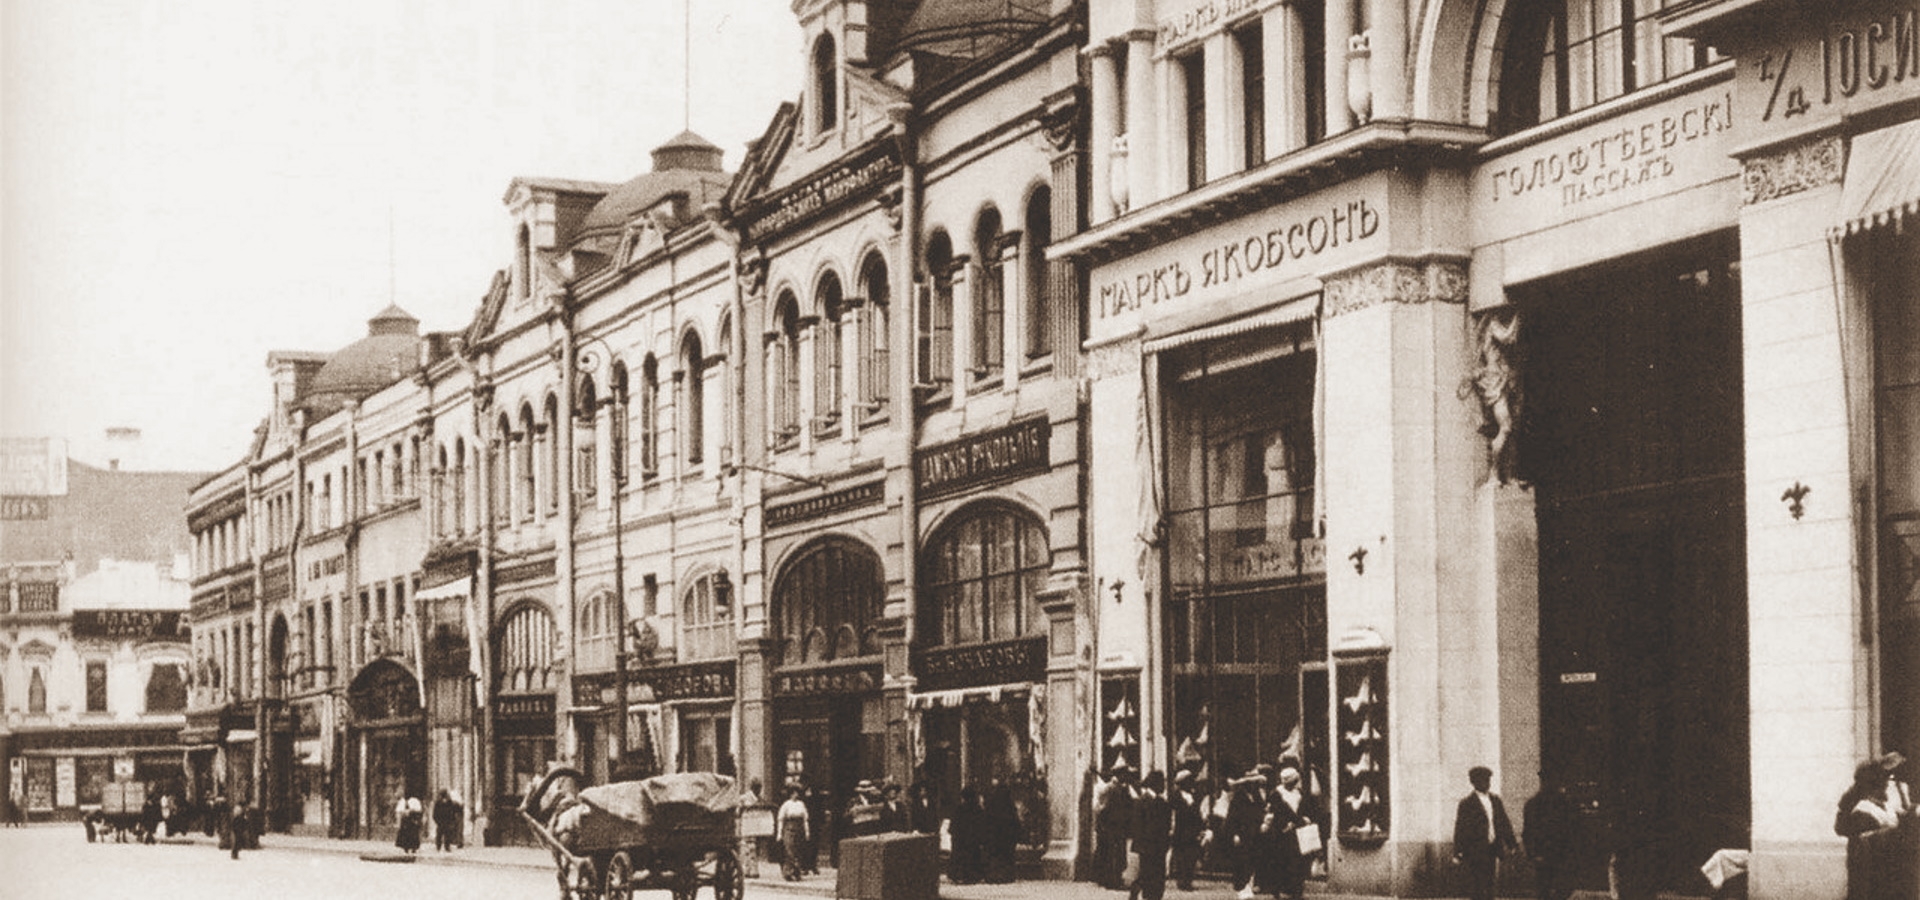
[{"left": 1464, "top": 308, "right": 1524, "bottom": 486}]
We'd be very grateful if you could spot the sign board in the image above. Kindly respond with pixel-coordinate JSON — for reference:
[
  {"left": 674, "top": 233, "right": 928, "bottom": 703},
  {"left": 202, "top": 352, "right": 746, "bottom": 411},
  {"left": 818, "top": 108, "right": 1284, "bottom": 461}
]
[
  {"left": 55, "top": 758, "right": 76, "bottom": 808},
  {"left": 0, "top": 438, "right": 68, "bottom": 496},
  {"left": 915, "top": 417, "right": 1051, "bottom": 500},
  {"left": 73, "top": 610, "right": 187, "bottom": 641},
  {"left": 1, "top": 496, "right": 50, "bottom": 520},
  {"left": 1088, "top": 172, "right": 1391, "bottom": 339},
  {"left": 772, "top": 662, "right": 881, "bottom": 698},
  {"left": 1472, "top": 81, "right": 1740, "bottom": 245},
  {"left": 1735, "top": 0, "right": 1920, "bottom": 148}
]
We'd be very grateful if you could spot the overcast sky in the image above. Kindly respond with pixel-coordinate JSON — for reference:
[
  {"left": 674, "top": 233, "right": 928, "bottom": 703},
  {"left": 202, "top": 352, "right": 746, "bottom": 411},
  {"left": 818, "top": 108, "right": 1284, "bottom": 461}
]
[{"left": 2, "top": 0, "right": 800, "bottom": 474}]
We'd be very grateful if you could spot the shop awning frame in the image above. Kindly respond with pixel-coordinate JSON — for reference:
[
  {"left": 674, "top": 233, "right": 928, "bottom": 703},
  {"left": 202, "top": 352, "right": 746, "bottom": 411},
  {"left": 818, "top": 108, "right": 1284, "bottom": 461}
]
[{"left": 1833, "top": 120, "right": 1920, "bottom": 239}]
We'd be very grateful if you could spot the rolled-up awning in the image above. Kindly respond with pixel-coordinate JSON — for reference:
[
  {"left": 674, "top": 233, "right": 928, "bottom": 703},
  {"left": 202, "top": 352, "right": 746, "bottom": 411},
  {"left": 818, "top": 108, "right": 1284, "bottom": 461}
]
[
  {"left": 414, "top": 579, "right": 469, "bottom": 602},
  {"left": 1834, "top": 120, "right": 1920, "bottom": 239}
]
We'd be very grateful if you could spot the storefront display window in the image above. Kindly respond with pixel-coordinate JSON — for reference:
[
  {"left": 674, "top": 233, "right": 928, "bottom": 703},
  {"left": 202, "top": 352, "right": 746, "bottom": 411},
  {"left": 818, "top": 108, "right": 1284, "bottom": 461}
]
[
  {"left": 1162, "top": 329, "right": 1327, "bottom": 783},
  {"left": 25, "top": 758, "right": 54, "bottom": 811},
  {"left": 76, "top": 757, "right": 111, "bottom": 806},
  {"left": 920, "top": 505, "right": 1050, "bottom": 647},
  {"left": 679, "top": 708, "right": 734, "bottom": 775}
]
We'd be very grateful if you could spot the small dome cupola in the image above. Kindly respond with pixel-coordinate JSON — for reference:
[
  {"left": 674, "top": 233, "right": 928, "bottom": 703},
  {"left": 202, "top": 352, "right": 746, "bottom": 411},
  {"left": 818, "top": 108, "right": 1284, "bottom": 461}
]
[{"left": 651, "top": 131, "right": 725, "bottom": 173}]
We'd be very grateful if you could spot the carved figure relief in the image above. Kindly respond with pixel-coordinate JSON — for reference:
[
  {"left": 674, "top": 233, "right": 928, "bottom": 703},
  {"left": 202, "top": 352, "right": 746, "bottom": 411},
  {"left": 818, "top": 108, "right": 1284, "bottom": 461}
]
[{"left": 1463, "top": 308, "right": 1525, "bottom": 486}]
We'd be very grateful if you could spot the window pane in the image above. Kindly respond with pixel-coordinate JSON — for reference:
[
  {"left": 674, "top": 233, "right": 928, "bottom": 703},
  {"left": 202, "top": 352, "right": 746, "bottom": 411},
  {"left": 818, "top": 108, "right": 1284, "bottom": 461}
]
[
  {"left": 1022, "top": 520, "right": 1050, "bottom": 568},
  {"left": 1594, "top": 0, "right": 1622, "bottom": 34},
  {"left": 1594, "top": 30, "right": 1626, "bottom": 101},
  {"left": 957, "top": 582, "right": 983, "bottom": 643},
  {"left": 1568, "top": 0, "right": 1594, "bottom": 41},
  {"left": 988, "top": 575, "right": 1018, "bottom": 641},
  {"left": 986, "top": 514, "right": 1016, "bottom": 574},
  {"left": 1569, "top": 41, "right": 1596, "bottom": 109},
  {"left": 956, "top": 518, "right": 983, "bottom": 579}
]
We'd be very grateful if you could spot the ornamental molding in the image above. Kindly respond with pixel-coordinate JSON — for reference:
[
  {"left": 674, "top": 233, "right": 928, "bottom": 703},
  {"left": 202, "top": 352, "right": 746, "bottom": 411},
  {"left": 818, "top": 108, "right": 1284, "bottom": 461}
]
[
  {"left": 1323, "top": 259, "right": 1468, "bottom": 318},
  {"left": 1085, "top": 338, "right": 1141, "bottom": 381},
  {"left": 1740, "top": 135, "right": 1843, "bottom": 206}
]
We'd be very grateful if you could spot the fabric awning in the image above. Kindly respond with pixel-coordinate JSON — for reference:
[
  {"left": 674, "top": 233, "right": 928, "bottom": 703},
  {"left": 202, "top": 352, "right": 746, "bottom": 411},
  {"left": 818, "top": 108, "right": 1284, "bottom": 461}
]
[
  {"left": 1835, "top": 120, "right": 1920, "bottom": 238},
  {"left": 906, "top": 682, "right": 1031, "bottom": 709},
  {"left": 414, "top": 579, "right": 469, "bottom": 602}
]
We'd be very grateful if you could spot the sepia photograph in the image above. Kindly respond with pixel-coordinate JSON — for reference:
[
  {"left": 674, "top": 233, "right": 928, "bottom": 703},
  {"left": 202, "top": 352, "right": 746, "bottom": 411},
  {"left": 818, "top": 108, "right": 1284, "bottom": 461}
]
[{"left": 2, "top": 1, "right": 1916, "bottom": 899}]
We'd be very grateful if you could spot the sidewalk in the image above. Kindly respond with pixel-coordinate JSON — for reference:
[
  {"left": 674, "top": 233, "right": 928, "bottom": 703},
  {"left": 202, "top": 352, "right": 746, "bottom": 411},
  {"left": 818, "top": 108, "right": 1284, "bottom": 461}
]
[{"left": 146, "top": 827, "right": 1389, "bottom": 900}]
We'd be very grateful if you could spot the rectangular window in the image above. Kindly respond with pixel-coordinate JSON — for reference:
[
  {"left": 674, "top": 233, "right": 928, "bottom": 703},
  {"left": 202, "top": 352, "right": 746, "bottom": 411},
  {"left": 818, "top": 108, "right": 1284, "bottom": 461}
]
[
  {"left": 86, "top": 661, "right": 108, "bottom": 712},
  {"left": 1237, "top": 24, "right": 1266, "bottom": 168},
  {"left": 1182, "top": 51, "right": 1207, "bottom": 189}
]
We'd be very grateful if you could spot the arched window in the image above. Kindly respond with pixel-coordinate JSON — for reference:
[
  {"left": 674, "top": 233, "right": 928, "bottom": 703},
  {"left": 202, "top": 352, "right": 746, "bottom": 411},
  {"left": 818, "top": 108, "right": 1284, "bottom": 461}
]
[
  {"left": 576, "top": 591, "right": 618, "bottom": 672},
  {"left": 858, "top": 252, "right": 891, "bottom": 419},
  {"left": 517, "top": 225, "right": 533, "bottom": 302},
  {"left": 1494, "top": 0, "right": 1717, "bottom": 135},
  {"left": 493, "top": 413, "right": 513, "bottom": 524},
  {"left": 920, "top": 505, "right": 1051, "bottom": 647},
  {"left": 770, "top": 292, "right": 803, "bottom": 447},
  {"left": 545, "top": 394, "right": 563, "bottom": 514},
  {"left": 576, "top": 377, "right": 601, "bottom": 499},
  {"left": 518, "top": 403, "right": 537, "bottom": 522},
  {"left": 495, "top": 604, "right": 556, "bottom": 694},
  {"left": 29, "top": 667, "right": 47, "bottom": 714},
  {"left": 773, "top": 538, "right": 884, "bottom": 666},
  {"left": 717, "top": 311, "right": 736, "bottom": 463},
  {"left": 641, "top": 355, "right": 661, "bottom": 478},
  {"left": 681, "top": 571, "right": 735, "bottom": 662},
  {"left": 921, "top": 232, "right": 955, "bottom": 390},
  {"left": 815, "top": 271, "right": 845, "bottom": 432},
  {"left": 1023, "top": 188, "right": 1052, "bottom": 360},
  {"left": 452, "top": 438, "right": 468, "bottom": 535},
  {"left": 611, "top": 362, "right": 631, "bottom": 486},
  {"left": 681, "top": 332, "right": 706, "bottom": 466},
  {"left": 812, "top": 34, "right": 838, "bottom": 134},
  {"left": 973, "top": 208, "right": 1005, "bottom": 379}
]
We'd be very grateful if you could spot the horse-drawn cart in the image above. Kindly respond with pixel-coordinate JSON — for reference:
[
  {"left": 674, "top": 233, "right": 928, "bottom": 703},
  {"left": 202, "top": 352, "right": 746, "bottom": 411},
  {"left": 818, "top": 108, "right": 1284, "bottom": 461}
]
[{"left": 521, "top": 768, "right": 744, "bottom": 900}]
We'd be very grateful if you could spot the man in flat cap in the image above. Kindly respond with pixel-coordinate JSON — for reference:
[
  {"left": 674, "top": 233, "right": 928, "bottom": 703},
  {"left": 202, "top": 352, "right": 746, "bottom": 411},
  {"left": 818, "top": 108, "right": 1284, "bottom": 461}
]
[{"left": 1452, "top": 765, "right": 1518, "bottom": 900}]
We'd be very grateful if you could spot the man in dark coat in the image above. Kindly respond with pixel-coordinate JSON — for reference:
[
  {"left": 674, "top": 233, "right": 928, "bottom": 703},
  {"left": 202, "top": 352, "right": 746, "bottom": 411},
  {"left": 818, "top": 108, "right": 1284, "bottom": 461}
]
[
  {"left": 1130, "top": 771, "right": 1173, "bottom": 900},
  {"left": 1093, "top": 764, "right": 1138, "bottom": 890},
  {"left": 1523, "top": 773, "right": 1579, "bottom": 900},
  {"left": 1223, "top": 768, "right": 1268, "bottom": 899},
  {"left": 1452, "top": 766, "right": 1519, "bottom": 900},
  {"left": 1167, "top": 770, "right": 1204, "bottom": 891}
]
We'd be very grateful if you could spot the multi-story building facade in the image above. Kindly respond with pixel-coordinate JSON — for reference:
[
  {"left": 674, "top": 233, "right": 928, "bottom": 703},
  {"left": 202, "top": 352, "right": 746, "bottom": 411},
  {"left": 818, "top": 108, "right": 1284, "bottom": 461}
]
[
  {"left": 181, "top": 0, "right": 1916, "bottom": 896},
  {"left": 3, "top": 438, "right": 203, "bottom": 822}
]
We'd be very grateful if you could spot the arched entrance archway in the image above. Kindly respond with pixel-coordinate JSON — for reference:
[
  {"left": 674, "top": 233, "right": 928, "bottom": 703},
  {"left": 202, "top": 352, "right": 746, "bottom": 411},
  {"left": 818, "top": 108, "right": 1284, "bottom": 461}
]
[
  {"left": 770, "top": 536, "right": 886, "bottom": 866},
  {"left": 346, "top": 658, "right": 426, "bottom": 841}
]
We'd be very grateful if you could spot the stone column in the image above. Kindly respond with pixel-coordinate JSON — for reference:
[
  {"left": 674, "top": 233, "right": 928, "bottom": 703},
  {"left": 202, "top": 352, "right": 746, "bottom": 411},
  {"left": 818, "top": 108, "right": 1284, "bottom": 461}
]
[
  {"left": 1324, "top": 0, "right": 1356, "bottom": 136},
  {"left": 1735, "top": 134, "right": 1854, "bottom": 900},
  {"left": 1367, "top": 0, "right": 1407, "bottom": 120},
  {"left": 1320, "top": 257, "right": 1483, "bottom": 896},
  {"left": 1088, "top": 44, "right": 1120, "bottom": 224},
  {"left": 1125, "top": 30, "right": 1160, "bottom": 210},
  {"left": 1038, "top": 578, "right": 1090, "bottom": 880},
  {"left": 1268, "top": 3, "right": 1309, "bottom": 155},
  {"left": 1042, "top": 91, "right": 1083, "bottom": 376}
]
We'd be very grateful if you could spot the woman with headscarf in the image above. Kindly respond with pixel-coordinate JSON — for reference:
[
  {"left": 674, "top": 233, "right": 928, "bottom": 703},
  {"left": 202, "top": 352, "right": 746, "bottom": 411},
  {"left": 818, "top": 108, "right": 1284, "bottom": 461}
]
[{"left": 394, "top": 794, "right": 424, "bottom": 854}]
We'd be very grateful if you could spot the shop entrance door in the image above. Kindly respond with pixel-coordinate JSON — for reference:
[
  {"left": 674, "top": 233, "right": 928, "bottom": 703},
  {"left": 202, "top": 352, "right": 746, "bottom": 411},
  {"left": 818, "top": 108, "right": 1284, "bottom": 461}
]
[
  {"left": 1524, "top": 238, "right": 1749, "bottom": 896},
  {"left": 775, "top": 697, "right": 864, "bottom": 867}
]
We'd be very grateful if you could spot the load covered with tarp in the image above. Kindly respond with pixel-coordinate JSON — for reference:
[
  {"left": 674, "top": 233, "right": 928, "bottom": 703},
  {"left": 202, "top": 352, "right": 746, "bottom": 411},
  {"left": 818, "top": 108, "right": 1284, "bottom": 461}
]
[{"left": 551, "top": 772, "right": 739, "bottom": 853}]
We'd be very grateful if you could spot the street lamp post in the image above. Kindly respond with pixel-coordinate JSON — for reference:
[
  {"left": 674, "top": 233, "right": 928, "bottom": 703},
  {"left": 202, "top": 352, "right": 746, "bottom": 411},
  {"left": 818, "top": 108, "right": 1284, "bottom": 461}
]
[{"left": 577, "top": 338, "right": 635, "bottom": 780}]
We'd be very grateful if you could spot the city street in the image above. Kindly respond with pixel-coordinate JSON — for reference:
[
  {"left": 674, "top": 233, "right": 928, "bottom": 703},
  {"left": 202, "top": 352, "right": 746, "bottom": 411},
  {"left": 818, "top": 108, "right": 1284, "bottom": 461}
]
[{"left": 1, "top": 825, "right": 557, "bottom": 900}]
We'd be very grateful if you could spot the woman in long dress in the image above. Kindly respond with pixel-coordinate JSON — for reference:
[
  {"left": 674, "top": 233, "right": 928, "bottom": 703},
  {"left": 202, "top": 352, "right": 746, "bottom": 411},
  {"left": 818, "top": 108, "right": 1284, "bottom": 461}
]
[{"left": 395, "top": 795, "right": 424, "bottom": 854}]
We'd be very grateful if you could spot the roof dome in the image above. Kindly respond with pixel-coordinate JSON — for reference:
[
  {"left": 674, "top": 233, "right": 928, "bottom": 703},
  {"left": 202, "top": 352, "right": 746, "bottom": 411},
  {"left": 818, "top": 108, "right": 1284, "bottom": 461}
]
[
  {"left": 578, "top": 131, "right": 731, "bottom": 239},
  {"left": 896, "top": 0, "right": 1048, "bottom": 59},
  {"left": 304, "top": 305, "right": 422, "bottom": 411}
]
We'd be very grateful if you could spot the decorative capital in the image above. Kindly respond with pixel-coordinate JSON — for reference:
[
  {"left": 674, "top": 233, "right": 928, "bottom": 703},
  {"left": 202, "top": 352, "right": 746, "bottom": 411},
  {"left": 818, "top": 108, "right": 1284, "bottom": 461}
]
[
  {"left": 1741, "top": 135, "right": 1843, "bottom": 206},
  {"left": 1323, "top": 259, "right": 1467, "bottom": 317}
]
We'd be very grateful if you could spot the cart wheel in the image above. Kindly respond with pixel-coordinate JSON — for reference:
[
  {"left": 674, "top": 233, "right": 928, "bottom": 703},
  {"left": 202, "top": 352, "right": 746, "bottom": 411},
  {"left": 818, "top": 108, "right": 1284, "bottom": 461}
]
[
  {"left": 604, "top": 852, "right": 633, "bottom": 900},
  {"left": 713, "top": 848, "right": 744, "bottom": 900},
  {"left": 571, "top": 856, "right": 602, "bottom": 900}
]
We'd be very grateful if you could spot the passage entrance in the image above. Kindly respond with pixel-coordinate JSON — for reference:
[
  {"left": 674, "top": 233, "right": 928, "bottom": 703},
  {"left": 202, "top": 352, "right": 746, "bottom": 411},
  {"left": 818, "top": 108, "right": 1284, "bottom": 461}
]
[{"left": 1520, "top": 236, "right": 1749, "bottom": 895}]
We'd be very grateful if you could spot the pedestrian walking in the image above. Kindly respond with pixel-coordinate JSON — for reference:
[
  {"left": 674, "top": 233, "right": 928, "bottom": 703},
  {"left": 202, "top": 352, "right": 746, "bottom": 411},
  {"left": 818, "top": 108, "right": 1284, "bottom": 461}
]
[
  {"left": 1093, "top": 764, "right": 1138, "bottom": 890},
  {"left": 1129, "top": 770, "right": 1173, "bottom": 900},
  {"left": 1223, "top": 767, "right": 1267, "bottom": 900},
  {"left": 907, "top": 780, "right": 938, "bottom": 834},
  {"left": 948, "top": 785, "right": 989, "bottom": 885},
  {"left": 1835, "top": 752, "right": 1915, "bottom": 900},
  {"left": 1451, "top": 765, "right": 1518, "bottom": 900},
  {"left": 1523, "top": 773, "right": 1579, "bottom": 900},
  {"left": 984, "top": 779, "right": 1021, "bottom": 883},
  {"left": 1264, "top": 766, "right": 1317, "bottom": 900},
  {"left": 432, "top": 789, "right": 460, "bottom": 852},
  {"left": 1167, "top": 770, "right": 1204, "bottom": 892},
  {"left": 775, "top": 787, "right": 811, "bottom": 881},
  {"left": 227, "top": 801, "right": 252, "bottom": 860},
  {"left": 395, "top": 794, "right": 424, "bottom": 854}
]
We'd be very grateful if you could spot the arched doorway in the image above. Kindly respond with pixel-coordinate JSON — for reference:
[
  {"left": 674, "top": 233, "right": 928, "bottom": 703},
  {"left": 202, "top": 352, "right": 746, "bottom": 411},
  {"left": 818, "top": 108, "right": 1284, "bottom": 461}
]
[
  {"left": 770, "top": 537, "right": 886, "bottom": 866},
  {"left": 265, "top": 615, "right": 294, "bottom": 831},
  {"left": 346, "top": 659, "right": 426, "bottom": 841}
]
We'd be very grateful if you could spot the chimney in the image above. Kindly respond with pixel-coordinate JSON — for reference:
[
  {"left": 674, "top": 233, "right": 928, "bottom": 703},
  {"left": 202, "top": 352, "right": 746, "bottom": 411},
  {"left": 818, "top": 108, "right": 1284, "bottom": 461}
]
[{"left": 105, "top": 427, "right": 142, "bottom": 471}]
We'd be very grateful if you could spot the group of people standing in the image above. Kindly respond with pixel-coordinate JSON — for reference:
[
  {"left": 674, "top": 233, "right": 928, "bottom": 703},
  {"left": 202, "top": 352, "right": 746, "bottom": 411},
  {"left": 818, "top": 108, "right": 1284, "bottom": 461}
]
[
  {"left": 391, "top": 790, "right": 466, "bottom": 854},
  {"left": 1093, "top": 760, "right": 1326, "bottom": 900},
  {"left": 771, "top": 776, "right": 1023, "bottom": 885}
]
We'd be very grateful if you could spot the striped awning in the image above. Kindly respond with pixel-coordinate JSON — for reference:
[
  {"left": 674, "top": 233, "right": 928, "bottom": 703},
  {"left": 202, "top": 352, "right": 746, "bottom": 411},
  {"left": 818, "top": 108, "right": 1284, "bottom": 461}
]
[{"left": 1834, "top": 120, "right": 1920, "bottom": 239}]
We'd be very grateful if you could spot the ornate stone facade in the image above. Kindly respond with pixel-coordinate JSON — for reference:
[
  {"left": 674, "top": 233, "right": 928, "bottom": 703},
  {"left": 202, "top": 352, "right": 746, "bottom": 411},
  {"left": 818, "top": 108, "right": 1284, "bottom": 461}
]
[
  {"left": 1739, "top": 134, "right": 1843, "bottom": 206},
  {"left": 1323, "top": 259, "right": 1468, "bottom": 317}
]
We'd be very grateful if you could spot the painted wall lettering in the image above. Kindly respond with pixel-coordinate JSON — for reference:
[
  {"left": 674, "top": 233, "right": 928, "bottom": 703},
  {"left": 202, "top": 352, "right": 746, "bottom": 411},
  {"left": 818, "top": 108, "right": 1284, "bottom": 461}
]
[
  {"left": 1095, "top": 199, "right": 1381, "bottom": 319},
  {"left": 1739, "top": 0, "right": 1920, "bottom": 145},
  {"left": 1488, "top": 92, "right": 1734, "bottom": 207}
]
